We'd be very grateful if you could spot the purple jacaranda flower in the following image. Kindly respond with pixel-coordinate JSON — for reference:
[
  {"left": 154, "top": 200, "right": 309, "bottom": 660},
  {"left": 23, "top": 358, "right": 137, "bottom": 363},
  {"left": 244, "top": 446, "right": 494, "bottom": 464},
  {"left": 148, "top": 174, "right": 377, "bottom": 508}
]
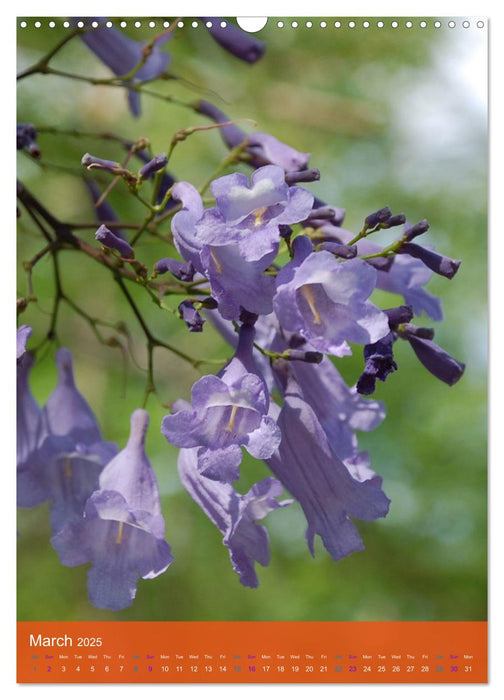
[
  {"left": 17, "top": 327, "right": 47, "bottom": 506},
  {"left": 274, "top": 235, "right": 389, "bottom": 357},
  {"left": 290, "top": 355, "right": 386, "bottom": 468},
  {"left": 95, "top": 224, "right": 134, "bottom": 258},
  {"left": 178, "top": 300, "right": 205, "bottom": 332},
  {"left": 17, "top": 123, "right": 40, "bottom": 158},
  {"left": 155, "top": 257, "right": 195, "bottom": 281},
  {"left": 84, "top": 180, "right": 128, "bottom": 241},
  {"left": 265, "top": 371, "right": 390, "bottom": 561},
  {"left": 178, "top": 448, "right": 290, "bottom": 587},
  {"left": 51, "top": 409, "right": 173, "bottom": 611},
  {"left": 77, "top": 19, "right": 171, "bottom": 116},
  {"left": 331, "top": 226, "right": 444, "bottom": 320},
  {"left": 162, "top": 324, "right": 281, "bottom": 483},
  {"left": 43, "top": 348, "right": 113, "bottom": 453},
  {"left": 403, "top": 334, "right": 465, "bottom": 386},
  {"left": 202, "top": 17, "right": 265, "bottom": 63},
  {"left": 170, "top": 167, "right": 313, "bottom": 320},
  {"left": 195, "top": 100, "right": 310, "bottom": 172},
  {"left": 18, "top": 346, "right": 117, "bottom": 529}
]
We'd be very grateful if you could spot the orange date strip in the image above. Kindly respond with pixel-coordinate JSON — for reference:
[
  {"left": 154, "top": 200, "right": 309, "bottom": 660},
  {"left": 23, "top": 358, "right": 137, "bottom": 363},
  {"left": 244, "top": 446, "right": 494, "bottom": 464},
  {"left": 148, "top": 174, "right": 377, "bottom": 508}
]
[{"left": 17, "top": 620, "right": 487, "bottom": 683}]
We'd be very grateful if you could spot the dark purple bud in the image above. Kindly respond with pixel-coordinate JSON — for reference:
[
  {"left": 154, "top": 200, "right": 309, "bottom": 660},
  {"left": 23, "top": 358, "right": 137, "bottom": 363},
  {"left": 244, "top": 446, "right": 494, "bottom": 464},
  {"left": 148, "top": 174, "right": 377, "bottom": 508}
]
[
  {"left": 95, "top": 225, "right": 134, "bottom": 258},
  {"left": 319, "top": 241, "right": 357, "bottom": 259},
  {"left": 285, "top": 349, "right": 324, "bottom": 364},
  {"left": 134, "top": 149, "right": 176, "bottom": 209},
  {"left": 84, "top": 180, "right": 128, "bottom": 241},
  {"left": 200, "top": 297, "right": 219, "bottom": 310},
  {"left": 139, "top": 153, "right": 168, "bottom": 179},
  {"left": 383, "top": 213, "right": 406, "bottom": 228},
  {"left": 154, "top": 257, "right": 195, "bottom": 281},
  {"left": 406, "top": 335, "right": 465, "bottom": 386},
  {"left": 400, "top": 324, "right": 435, "bottom": 340},
  {"left": 356, "top": 332, "right": 397, "bottom": 395},
  {"left": 17, "top": 123, "right": 40, "bottom": 158},
  {"left": 81, "top": 153, "right": 122, "bottom": 173},
  {"left": 279, "top": 225, "right": 293, "bottom": 239},
  {"left": 405, "top": 219, "right": 430, "bottom": 241},
  {"left": 285, "top": 169, "right": 320, "bottom": 185},
  {"left": 193, "top": 100, "right": 247, "bottom": 150},
  {"left": 178, "top": 301, "right": 205, "bottom": 332},
  {"left": 400, "top": 242, "right": 461, "bottom": 279},
  {"left": 305, "top": 206, "right": 340, "bottom": 222},
  {"left": 384, "top": 305, "right": 414, "bottom": 328},
  {"left": 365, "top": 206, "right": 392, "bottom": 229},
  {"left": 202, "top": 18, "right": 265, "bottom": 63}
]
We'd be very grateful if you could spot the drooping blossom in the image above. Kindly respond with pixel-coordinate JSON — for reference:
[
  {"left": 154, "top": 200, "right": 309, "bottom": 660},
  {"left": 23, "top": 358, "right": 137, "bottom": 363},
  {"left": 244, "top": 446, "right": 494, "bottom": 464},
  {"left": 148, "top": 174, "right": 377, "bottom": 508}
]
[
  {"left": 162, "top": 323, "right": 281, "bottom": 483},
  {"left": 265, "top": 370, "right": 390, "bottom": 561},
  {"left": 51, "top": 409, "right": 173, "bottom": 611},
  {"left": 18, "top": 347, "right": 117, "bottom": 532},
  {"left": 76, "top": 19, "right": 171, "bottom": 116},
  {"left": 274, "top": 235, "right": 389, "bottom": 356},
  {"left": 178, "top": 448, "right": 290, "bottom": 587}
]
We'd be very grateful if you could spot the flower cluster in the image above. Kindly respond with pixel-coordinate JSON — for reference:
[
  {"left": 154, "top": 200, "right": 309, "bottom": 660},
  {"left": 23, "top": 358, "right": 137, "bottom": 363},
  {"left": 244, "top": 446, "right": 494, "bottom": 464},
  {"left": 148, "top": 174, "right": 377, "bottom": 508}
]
[
  {"left": 17, "top": 18, "right": 466, "bottom": 608},
  {"left": 17, "top": 330, "right": 172, "bottom": 610}
]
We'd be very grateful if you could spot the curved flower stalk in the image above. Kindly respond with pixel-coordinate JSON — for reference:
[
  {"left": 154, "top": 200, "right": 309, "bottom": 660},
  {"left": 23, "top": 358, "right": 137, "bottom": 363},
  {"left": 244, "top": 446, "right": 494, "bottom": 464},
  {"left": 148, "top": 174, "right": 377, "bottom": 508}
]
[
  {"left": 274, "top": 235, "right": 389, "bottom": 356},
  {"left": 265, "top": 370, "right": 390, "bottom": 561},
  {"left": 170, "top": 165, "right": 313, "bottom": 320},
  {"left": 51, "top": 409, "right": 173, "bottom": 611},
  {"left": 162, "top": 324, "right": 281, "bottom": 483},
  {"left": 178, "top": 448, "right": 290, "bottom": 587}
]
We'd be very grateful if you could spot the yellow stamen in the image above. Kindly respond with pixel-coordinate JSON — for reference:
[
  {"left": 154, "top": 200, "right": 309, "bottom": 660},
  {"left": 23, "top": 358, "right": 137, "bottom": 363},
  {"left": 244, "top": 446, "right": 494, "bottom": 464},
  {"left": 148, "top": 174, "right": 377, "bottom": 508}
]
[
  {"left": 64, "top": 458, "right": 72, "bottom": 478},
  {"left": 254, "top": 206, "right": 267, "bottom": 226},
  {"left": 115, "top": 521, "right": 124, "bottom": 545},
  {"left": 226, "top": 405, "right": 239, "bottom": 432},
  {"left": 210, "top": 248, "right": 223, "bottom": 274},
  {"left": 300, "top": 286, "right": 321, "bottom": 324}
]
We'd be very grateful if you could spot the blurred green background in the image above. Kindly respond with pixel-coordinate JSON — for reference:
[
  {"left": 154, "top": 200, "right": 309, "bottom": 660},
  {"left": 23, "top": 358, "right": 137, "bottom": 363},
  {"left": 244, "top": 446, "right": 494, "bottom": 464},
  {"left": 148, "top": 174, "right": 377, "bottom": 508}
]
[{"left": 17, "top": 17, "right": 487, "bottom": 622}]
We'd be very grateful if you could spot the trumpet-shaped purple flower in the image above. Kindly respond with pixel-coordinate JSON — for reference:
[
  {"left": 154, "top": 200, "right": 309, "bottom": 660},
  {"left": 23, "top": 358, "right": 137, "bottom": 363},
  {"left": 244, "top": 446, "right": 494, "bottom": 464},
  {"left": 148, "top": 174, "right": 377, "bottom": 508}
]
[
  {"left": 77, "top": 19, "right": 171, "bottom": 116},
  {"left": 18, "top": 347, "right": 117, "bottom": 530},
  {"left": 178, "top": 448, "right": 290, "bottom": 587},
  {"left": 265, "top": 373, "right": 390, "bottom": 561},
  {"left": 274, "top": 236, "right": 389, "bottom": 356},
  {"left": 332, "top": 225, "right": 445, "bottom": 320},
  {"left": 17, "top": 327, "right": 47, "bottom": 506},
  {"left": 170, "top": 167, "right": 313, "bottom": 320},
  {"left": 162, "top": 324, "right": 281, "bottom": 483},
  {"left": 51, "top": 409, "right": 173, "bottom": 611}
]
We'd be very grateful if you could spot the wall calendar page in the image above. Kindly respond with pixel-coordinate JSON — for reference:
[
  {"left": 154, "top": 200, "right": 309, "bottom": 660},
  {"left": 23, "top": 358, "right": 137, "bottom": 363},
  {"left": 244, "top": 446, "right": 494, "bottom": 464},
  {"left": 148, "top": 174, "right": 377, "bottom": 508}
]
[{"left": 16, "top": 12, "right": 488, "bottom": 688}]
